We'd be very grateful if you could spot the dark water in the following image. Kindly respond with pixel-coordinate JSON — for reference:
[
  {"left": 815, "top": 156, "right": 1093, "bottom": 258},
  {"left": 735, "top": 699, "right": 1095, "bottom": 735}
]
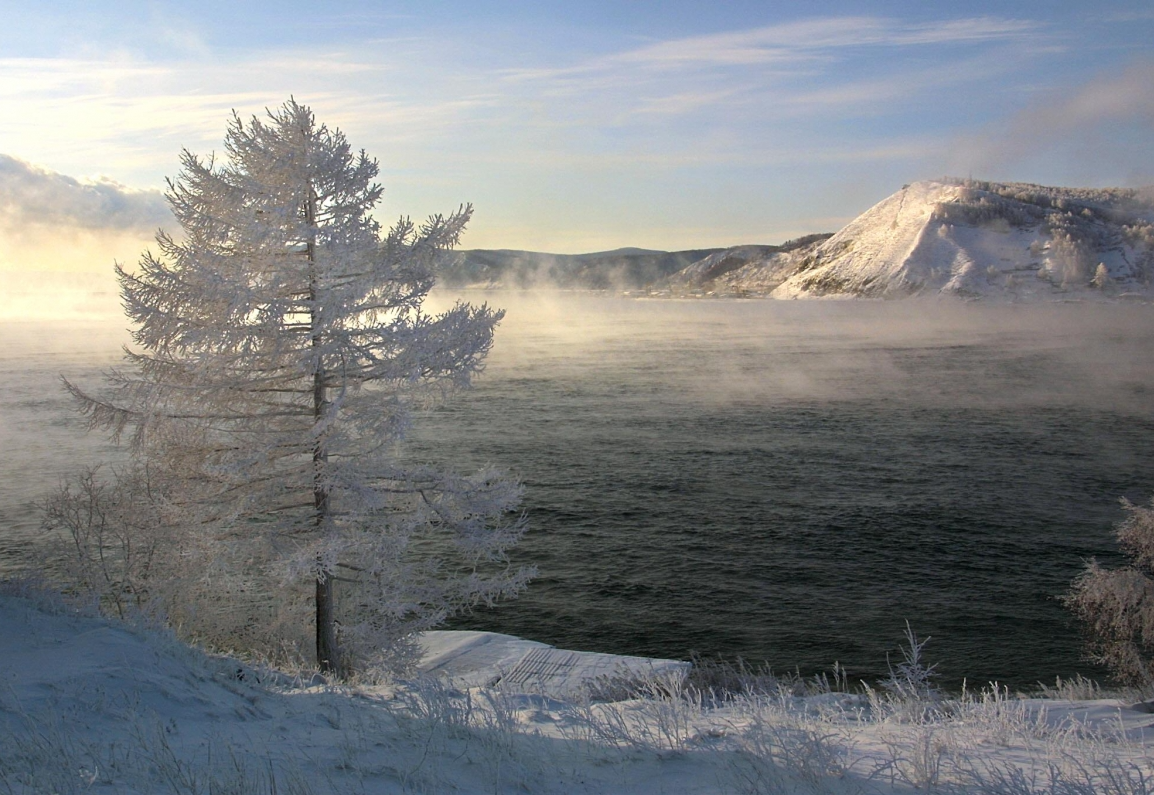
[
  {"left": 409, "top": 295, "right": 1154, "bottom": 690},
  {"left": 4, "top": 296, "right": 1154, "bottom": 689}
]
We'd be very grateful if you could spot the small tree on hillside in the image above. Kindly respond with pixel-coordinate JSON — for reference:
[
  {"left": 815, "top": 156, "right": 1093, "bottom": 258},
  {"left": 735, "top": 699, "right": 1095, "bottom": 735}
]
[
  {"left": 1065, "top": 498, "right": 1154, "bottom": 686},
  {"left": 1091, "top": 262, "right": 1112, "bottom": 290},
  {"left": 67, "top": 100, "right": 530, "bottom": 677}
]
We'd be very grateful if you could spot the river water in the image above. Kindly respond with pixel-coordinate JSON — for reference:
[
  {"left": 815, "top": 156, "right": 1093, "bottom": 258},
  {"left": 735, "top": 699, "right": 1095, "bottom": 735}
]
[{"left": 4, "top": 293, "right": 1154, "bottom": 688}]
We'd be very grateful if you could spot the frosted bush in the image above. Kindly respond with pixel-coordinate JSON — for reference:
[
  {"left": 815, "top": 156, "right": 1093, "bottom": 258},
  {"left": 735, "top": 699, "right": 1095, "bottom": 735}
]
[{"left": 1066, "top": 498, "right": 1154, "bottom": 687}]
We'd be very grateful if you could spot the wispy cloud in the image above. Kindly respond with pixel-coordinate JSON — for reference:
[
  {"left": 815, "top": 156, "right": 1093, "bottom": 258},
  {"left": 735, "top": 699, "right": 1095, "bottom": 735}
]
[
  {"left": 0, "top": 14, "right": 1046, "bottom": 186},
  {"left": 503, "top": 16, "right": 1037, "bottom": 79},
  {"left": 1019, "top": 59, "right": 1154, "bottom": 127},
  {"left": 631, "top": 88, "right": 744, "bottom": 117},
  {"left": 488, "top": 15, "right": 1045, "bottom": 135},
  {"left": 1102, "top": 10, "right": 1154, "bottom": 23},
  {"left": 0, "top": 155, "right": 172, "bottom": 273},
  {"left": 0, "top": 44, "right": 507, "bottom": 185},
  {"left": 610, "top": 16, "right": 1036, "bottom": 69}
]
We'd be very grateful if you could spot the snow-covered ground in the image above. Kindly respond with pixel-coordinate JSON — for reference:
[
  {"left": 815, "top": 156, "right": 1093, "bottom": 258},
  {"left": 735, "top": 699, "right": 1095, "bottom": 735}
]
[{"left": 3, "top": 588, "right": 1153, "bottom": 794}]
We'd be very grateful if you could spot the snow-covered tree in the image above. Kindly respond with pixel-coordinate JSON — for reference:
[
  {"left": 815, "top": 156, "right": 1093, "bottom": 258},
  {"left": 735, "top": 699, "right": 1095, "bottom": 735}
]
[
  {"left": 1091, "top": 262, "right": 1112, "bottom": 290},
  {"left": 67, "top": 100, "right": 530, "bottom": 678},
  {"left": 1065, "top": 499, "right": 1154, "bottom": 686}
]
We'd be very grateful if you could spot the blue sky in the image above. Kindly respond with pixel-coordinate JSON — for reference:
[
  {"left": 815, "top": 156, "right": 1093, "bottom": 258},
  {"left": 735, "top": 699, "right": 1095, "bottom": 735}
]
[{"left": 1, "top": 0, "right": 1152, "bottom": 266}]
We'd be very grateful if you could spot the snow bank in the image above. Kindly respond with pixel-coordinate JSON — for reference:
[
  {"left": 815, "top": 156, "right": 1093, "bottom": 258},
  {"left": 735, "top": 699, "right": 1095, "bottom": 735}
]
[
  {"left": 418, "top": 630, "right": 689, "bottom": 696},
  {"left": 4, "top": 592, "right": 1154, "bottom": 794}
]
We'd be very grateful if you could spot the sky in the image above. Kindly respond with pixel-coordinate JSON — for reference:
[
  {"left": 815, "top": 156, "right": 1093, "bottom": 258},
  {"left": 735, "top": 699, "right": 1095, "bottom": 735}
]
[{"left": 1, "top": 0, "right": 1152, "bottom": 272}]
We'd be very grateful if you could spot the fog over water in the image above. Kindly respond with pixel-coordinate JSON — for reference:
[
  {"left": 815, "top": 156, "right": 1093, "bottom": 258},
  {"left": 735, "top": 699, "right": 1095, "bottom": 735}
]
[{"left": 4, "top": 293, "right": 1154, "bottom": 688}]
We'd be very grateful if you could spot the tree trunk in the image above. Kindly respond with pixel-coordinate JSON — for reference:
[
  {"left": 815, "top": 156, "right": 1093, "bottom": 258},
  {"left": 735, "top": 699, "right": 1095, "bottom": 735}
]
[
  {"left": 305, "top": 183, "right": 340, "bottom": 677},
  {"left": 316, "top": 570, "right": 338, "bottom": 675}
]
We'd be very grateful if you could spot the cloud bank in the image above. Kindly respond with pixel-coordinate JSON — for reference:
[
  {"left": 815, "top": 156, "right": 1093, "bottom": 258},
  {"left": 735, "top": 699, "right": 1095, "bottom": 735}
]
[
  {"left": 0, "top": 156, "right": 171, "bottom": 274},
  {"left": 0, "top": 155, "right": 171, "bottom": 233},
  {"left": 558, "top": 16, "right": 1036, "bottom": 72}
]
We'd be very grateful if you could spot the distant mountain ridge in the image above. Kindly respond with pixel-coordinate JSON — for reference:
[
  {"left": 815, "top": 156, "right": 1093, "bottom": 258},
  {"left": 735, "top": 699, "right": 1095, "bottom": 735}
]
[
  {"left": 13, "top": 179, "right": 1147, "bottom": 310},
  {"left": 442, "top": 178, "right": 1154, "bottom": 301},
  {"left": 438, "top": 247, "right": 722, "bottom": 289}
]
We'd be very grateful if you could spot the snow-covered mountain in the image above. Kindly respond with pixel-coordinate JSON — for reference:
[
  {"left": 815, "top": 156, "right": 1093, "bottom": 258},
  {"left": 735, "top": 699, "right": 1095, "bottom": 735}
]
[{"left": 675, "top": 179, "right": 1154, "bottom": 300}]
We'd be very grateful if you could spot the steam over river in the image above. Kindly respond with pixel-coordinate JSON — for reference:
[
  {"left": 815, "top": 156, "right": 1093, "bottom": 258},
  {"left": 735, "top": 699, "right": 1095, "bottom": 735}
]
[{"left": 4, "top": 294, "right": 1154, "bottom": 688}]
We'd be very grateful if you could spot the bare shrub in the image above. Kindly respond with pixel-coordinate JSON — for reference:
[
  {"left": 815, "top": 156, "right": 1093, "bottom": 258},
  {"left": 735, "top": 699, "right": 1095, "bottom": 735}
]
[{"left": 41, "top": 465, "right": 172, "bottom": 620}]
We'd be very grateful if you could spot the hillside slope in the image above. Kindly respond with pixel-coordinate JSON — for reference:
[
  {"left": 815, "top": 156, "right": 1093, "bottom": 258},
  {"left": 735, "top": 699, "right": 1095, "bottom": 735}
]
[
  {"left": 668, "top": 235, "right": 832, "bottom": 295},
  {"left": 765, "top": 179, "right": 1154, "bottom": 299}
]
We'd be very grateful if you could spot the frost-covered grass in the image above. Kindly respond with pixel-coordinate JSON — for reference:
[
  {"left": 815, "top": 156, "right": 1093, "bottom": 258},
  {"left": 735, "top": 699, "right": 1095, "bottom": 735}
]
[{"left": 2, "top": 589, "right": 1152, "bottom": 795}]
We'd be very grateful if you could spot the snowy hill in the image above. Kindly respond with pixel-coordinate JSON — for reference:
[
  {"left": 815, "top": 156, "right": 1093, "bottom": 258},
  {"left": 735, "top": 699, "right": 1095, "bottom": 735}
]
[
  {"left": 767, "top": 179, "right": 1154, "bottom": 300},
  {"left": 667, "top": 179, "right": 1154, "bottom": 300}
]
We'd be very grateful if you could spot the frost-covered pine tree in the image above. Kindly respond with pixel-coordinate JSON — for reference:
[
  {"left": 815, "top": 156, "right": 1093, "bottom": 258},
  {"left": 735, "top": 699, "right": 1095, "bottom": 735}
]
[{"left": 67, "top": 100, "right": 530, "bottom": 678}]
